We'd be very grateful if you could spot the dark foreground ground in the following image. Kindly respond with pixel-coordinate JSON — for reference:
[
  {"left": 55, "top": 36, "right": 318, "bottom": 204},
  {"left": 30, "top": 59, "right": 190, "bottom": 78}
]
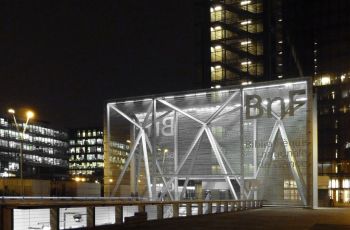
[{"left": 92, "top": 207, "right": 350, "bottom": 230}]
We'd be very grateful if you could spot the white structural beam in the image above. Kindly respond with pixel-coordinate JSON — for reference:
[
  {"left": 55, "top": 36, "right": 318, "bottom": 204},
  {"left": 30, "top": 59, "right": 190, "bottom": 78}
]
[
  {"left": 151, "top": 99, "right": 157, "bottom": 200},
  {"left": 141, "top": 131, "right": 153, "bottom": 200},
  {"left": 253, "top": 118, "right": 257, "bottom": 199},
  {"left": 205, "top": 127, "right": 238, "bottom": 200},
  {"left": 312, "top": 94, "right": 318, "bottom": 208},
  {"left": 157, "top": 99, "right": 205, "bottom": 125},
  {"left": 210, "top": 106, "right": 241, "bottom": 124},
  {"left": 142, "top": 103, "right": 154, "bottom": 128},
  {"left": 174, "top": 111, "right": 179, "bottom": 200},
  {"left": 207, "top": 91, "right": 238, "bottom": 124},
  {"left": 160, "top": 126, "right": 206, "bottom": 197},
  {"left": 180, "top": 135, "right": 203, "bottom": 199},
  {"left": 254, "top": 120, "right": 280, "bottom": 178},
  {"left": 110, "top": 104, "right": 143, "bottom": 129}
]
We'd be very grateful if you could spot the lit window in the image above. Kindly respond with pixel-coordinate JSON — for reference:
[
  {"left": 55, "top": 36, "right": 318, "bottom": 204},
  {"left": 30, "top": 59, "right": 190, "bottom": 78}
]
[
  {"left": 329, "top": 179, "right": 339, "bottom": 188},
  {"left": 214, "top": 45, "right": 222, "bottom": 50},
  {"left": 345, "top": 143, "right": 350, "bottom": 149},
  {"left": 321, "top": 76, "right": 330, "bottom": 85},
  {"left": 341, "top": 74, "right": 346, "bottom": 82},
  {"left": 240, "top": 0, "right": 251, "bottom": 6},
  {"left": 241, "top": 40, "right": 251, "bottom": 46},
  {"left": 241, "top": 81, "right": 252, "bottom": 85},
  {"left": 240, "top": 20, "right": 252, "bottom": 25},
  {"left": 214, "top": 5, "right": 222, "bottom": 11},
  {"left": 241, "top": 61, "right": 252, "bottom": 66},
  {"left": 331, "top": 91, "right": 335, "bottom": 99}
]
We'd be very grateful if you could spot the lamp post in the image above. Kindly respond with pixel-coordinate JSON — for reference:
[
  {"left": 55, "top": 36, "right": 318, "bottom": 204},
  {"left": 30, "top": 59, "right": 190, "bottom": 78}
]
[{"left": 8, "top": 108, "right": 34, "bottom": 196}]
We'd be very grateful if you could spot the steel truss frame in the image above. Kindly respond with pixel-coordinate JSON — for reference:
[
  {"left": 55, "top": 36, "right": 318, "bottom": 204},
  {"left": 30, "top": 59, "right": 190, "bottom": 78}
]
[{"left": 107, "top": 81, "right": 309, "bottom": 206}]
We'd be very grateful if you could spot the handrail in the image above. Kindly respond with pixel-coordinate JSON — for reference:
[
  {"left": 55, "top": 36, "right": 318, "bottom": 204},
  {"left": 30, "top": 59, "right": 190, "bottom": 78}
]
[
  {"left": 0, "top": 196, "right": 262, "bottom": 207},
  {"left": 0, "top": 198, "right": 264, "bottom": 230}
]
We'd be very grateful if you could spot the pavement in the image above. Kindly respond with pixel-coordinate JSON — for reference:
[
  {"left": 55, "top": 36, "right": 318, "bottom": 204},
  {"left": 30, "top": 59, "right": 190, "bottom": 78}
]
[{"left": 92, "top": 207, "right": 350, "bottom": 230}]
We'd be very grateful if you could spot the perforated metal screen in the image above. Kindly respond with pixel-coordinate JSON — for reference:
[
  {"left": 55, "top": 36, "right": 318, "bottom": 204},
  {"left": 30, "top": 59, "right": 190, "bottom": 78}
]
[{"left": 106, "top": 78, "right": 313, "bottom": 206}]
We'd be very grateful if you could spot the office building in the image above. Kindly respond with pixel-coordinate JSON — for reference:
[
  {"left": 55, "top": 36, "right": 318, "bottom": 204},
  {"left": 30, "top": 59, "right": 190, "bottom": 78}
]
[
  {"left": 207, "top": 0, "right": 350, "bottom": 206},
  {"left": 0, "top": 116, "right": 69, "bottom": 180},
  {"left": 316, "top": 76, "right": 350, "bottom": 203},
  {"left": 209, "top": 0, "right": 284, "bottom": 86},
  {"left": 307, "top": 0, "right": 350, "bottom": 205},
  {"left": 68, "top": 129, "right": 104, "bottom": 183}
]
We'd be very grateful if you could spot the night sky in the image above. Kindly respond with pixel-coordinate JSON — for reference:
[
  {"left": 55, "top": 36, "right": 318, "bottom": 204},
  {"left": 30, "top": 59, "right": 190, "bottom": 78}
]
[{"left": 0, "top": 1, "right": 202, "bottom": 129}]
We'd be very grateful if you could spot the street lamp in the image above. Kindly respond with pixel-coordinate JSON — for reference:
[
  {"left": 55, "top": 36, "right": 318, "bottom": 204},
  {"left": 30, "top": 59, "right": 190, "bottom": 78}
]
[{"left": 8, "top": 108, "right": 35, "bottom": 196}]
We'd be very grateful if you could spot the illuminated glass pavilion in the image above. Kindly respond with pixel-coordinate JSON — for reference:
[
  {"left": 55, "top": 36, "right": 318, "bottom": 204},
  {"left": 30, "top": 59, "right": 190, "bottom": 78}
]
[{"left": 105, "top": 78, "right": 316, "bottom": 206}]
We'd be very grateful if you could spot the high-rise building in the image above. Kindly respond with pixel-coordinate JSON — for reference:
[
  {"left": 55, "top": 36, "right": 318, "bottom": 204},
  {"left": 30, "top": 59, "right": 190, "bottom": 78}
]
[
  {"left": 0, "top": 116, "right": 69, "bottom": 180},
  {"left": 68, "top": 129, "right": 104, "bottom": 183},
  {"left": 315, "top": 76, "right": 350, "bottom": 204},
  {"left": 207, "top": 0, "right": 350, "bottom": 206},
  {"left": 307, "top": 0, "right": 350, "bottom": 205},
  {"left": 209, "top": 0, "right": 284, "bottom": 86}
]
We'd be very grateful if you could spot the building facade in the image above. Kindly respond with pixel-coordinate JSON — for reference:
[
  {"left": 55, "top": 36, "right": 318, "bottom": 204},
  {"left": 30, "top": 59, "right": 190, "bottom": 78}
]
[
  {"left": 105, "top": 78, "right": 315, "bottom": 206},
  {"left": 209, "top": 0, "right": 284, "bottom": 86},
  {"left": 308, "top": 0, "right": 350, "bottom": 205},
  {"left": 68, "top": 129, "right": 104, "bottom": 183},
  {"left": 103, "top": 139, "right": 130, "bottom": 197},
  {"left": 207, "top": 0, "right": 350, "bottom": 206},
  {"left": 316, "top": 75, "right": 350, "bottom": 204},
  {"left": 0, "top": 116, "right": 69, "bottom": 180}
]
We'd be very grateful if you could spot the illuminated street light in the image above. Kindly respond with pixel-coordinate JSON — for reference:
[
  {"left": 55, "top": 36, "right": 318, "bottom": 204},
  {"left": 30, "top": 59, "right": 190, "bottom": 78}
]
[
  {"left": 7, "top": 108, "right": 35, "bottom": 196},
  {"left": 26, "top": 111, "right": 34, "bottom": 119}
]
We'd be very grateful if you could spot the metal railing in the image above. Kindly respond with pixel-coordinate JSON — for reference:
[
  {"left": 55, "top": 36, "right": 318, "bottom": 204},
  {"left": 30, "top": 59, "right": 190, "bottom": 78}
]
[{"left": 0, "top": 198, "right": 263, "bottom": 230}]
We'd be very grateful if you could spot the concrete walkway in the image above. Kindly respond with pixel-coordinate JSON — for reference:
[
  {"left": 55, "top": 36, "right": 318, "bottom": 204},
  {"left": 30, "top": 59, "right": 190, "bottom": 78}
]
[{"left": 94, "top": 207, "right": 350, "bottom": 230}]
